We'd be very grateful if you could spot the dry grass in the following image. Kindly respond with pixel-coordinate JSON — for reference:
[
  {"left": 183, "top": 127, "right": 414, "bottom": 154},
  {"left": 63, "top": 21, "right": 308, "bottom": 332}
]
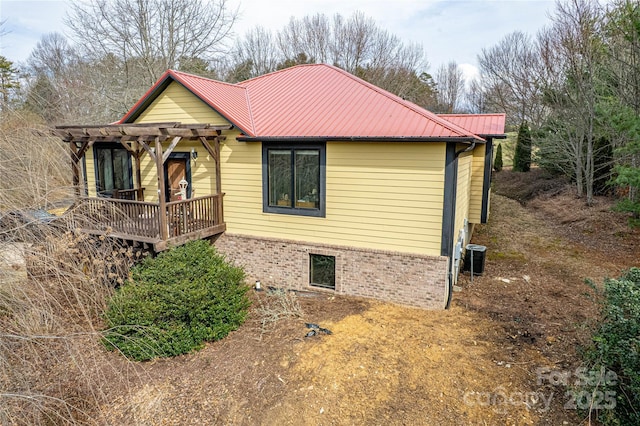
[
  {"left": 0, "top": 224, "right": 144, "bottom": 425},
  {"left": 0, "top": 110, "right": 142, "bottom": 424}
]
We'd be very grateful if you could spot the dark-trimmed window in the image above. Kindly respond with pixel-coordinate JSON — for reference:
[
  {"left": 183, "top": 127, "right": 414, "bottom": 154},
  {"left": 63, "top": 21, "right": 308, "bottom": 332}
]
[
  {"left": 94, "top": 144, "right": 133, "bottom": 197},
  {"left": 310, "top": 254, "right": 336, "bottom": 289},
  {"left": 262, "top": 143, "right": 326, "bottom": 217}
]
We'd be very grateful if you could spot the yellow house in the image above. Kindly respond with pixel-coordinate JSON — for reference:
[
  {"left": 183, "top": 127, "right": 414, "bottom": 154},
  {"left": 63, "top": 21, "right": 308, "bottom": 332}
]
[{"left": 53, "top": 64, "right": 505, "bottom": 309}]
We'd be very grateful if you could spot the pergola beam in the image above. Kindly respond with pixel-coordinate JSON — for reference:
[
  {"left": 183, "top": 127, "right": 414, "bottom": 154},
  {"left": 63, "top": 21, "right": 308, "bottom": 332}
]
[
  {"left": 50, "top": 122, "right": 227, "bottom": 204},
  {"left": 53, "top": 123, "right": 232, "bottom": 141},
  {"left": 162, "top": 136, "right": 183, "bottom": 164}
]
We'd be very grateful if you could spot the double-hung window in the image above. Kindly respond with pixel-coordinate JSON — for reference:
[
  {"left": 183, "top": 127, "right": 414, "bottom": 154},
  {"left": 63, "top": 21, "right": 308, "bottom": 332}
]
[{"left": 262, "top": 143, "right": 326, "bottom": 217}]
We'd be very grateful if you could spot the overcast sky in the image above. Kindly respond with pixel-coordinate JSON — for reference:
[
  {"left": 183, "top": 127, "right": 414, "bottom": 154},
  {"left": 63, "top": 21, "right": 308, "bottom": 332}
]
[{"left": 0, "top": 0, "right": 557, "bottom": 81}]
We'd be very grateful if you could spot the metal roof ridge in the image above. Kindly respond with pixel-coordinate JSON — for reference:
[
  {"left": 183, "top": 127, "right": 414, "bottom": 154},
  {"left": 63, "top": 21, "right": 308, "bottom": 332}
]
[
  {"left": 167, "top": 69, "right": 254, "bottom": 135},
  {"left": 169, "top": 69, "right": 243, "bottom": 89},
  {"left": 439, "top": 113, "right": 506, "bottom": 118},
  {"left": 244, "top": 86, "right": 257, "bottom": 136},
  {"left": 236, "top": 63, "right": 323, "bottom": 86}
]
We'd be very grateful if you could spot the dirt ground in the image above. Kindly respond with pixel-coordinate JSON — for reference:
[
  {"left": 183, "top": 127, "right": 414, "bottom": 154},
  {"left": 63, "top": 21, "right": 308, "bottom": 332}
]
[{"left": 92, "top": 169, "right": 639, "bottom": 425}]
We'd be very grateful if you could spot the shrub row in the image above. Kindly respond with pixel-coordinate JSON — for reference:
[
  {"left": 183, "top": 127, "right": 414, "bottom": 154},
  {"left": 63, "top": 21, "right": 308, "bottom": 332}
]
[{"left": 583, "top": 268, "right": 640, "bottom": 425}]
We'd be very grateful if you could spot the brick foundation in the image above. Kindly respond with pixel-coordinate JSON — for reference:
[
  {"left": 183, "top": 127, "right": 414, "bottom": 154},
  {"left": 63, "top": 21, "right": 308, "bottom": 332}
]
[{"left": 213, "top": 233, "right": 450, "bottom": 309}]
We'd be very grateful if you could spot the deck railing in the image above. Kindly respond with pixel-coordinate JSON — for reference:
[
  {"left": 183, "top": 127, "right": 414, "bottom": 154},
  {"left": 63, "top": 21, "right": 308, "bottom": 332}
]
[
  {"left": 70, "top": 194, "right": 224, "bottom": 244},
  {"left": 112, "top": 188, "right": 145, "bottom": 201},
  {"left": 166, "top": 194, "right": 224, "bottom": 237}
]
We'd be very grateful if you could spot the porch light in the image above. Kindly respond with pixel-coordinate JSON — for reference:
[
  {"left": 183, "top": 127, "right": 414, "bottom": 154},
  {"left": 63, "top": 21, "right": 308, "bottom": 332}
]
[{"left": 191, "top": 148, "right": 198, "bottom": 161}]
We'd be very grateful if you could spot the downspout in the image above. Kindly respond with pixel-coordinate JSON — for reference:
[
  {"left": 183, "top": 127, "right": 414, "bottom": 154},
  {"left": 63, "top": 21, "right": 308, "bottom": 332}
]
[
  {"left": 444, "top": 141, "right": 477, "bottom": 309},
  {"left": 455, "top": 141, "right": 476, "bottom": 157}
]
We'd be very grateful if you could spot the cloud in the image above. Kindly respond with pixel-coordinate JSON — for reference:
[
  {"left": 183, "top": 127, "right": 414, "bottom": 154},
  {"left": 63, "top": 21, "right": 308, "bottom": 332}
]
[
  {"left": 0, "top": 0, "right": 67, "bottom": 63},
  {"left": 1, "top": 0, "right": 556, "bottom": 72},
  {"left": 459, "top": 63, "right": 480, "bottom": 84}
]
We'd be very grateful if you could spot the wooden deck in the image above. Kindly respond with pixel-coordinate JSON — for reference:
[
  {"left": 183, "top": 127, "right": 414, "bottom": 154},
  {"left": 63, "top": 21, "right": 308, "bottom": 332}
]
[{"left": 68, "top": 194, "right": 225, "bottom": 251}]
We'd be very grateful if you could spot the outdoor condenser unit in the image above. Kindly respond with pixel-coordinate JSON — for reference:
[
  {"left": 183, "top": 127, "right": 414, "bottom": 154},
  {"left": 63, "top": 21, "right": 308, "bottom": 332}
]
[{"left": 463, "top": 244, "right": 487, "bottom": 276}]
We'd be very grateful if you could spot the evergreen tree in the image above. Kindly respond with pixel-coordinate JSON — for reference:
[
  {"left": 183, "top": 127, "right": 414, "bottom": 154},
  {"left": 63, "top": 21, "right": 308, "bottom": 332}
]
[
  {"left": 608, "top": 102, "right": 640, "bottom": 225},
  {"left": 0, "top": 56, "right": 20, "bottom": 110},
  {"left": 513, "top": 122, "right": 532, "bottom": 172},
  {"left": 494, "top": 143, "right": 503, "bottom": 172}
]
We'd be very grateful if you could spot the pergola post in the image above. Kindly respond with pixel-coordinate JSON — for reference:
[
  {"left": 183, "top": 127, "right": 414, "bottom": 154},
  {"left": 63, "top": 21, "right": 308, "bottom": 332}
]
[
  {"left": 199, "top": 135, "right": 224, "bottom": 224},
  {"left": 69, "top": 142, "right": 81, "bottom": 196},
  {"left": 134, "top": 147, "right": 144, "bottom": 201},
  {"left": 215, "top": 136, "right": 223, "bottom": 223},
  {"left": 51, "top": 122, "right": 232, "bottom": 247},
  {"left": 155, "top": 136, "right": 169, "bottom": 241}
]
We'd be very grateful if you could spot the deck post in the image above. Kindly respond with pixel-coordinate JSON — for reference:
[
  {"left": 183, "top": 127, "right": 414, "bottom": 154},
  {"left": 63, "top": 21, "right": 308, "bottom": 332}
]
[
  {"left": 155, "top": 137, "right": 169, "bottom": 241},
  {"left": 134, "top": 146, "right": 144, "bottom": 201}
]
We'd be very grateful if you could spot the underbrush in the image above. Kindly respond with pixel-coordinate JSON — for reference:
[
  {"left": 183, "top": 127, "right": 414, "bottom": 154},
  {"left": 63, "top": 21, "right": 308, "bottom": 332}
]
[
  {"left": 103, "top": 240, "right": 250, "bottom": 361},
  {"left": 581, "top": 268, "right": 640, "bottom": 425},
  {"left": 0, "top": 226, "right": 138, "bottom": 425},
  {"left": 493, "top": 168, "right": 568, "bottom": 204}
]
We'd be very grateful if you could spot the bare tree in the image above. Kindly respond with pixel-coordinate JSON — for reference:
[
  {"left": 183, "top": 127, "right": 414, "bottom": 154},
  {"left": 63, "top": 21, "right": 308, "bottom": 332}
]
[
  {"left": 26, "top": 33, "right": 82, "bottom": 122},
  {"left": 478, "top": 31, "right": 546, "bottom": 127},
  {"left": 435, "top": 61, "right": 465, "bottom": 113},
  {"left": 277, "top": 14, "right": 332, "bottom": 64},
  {"left": 227, "top": 26, "right": 280, "bottom": 80},
  {"left": 537, "top": 0, "right": 606, "bottom": 204},
  {"left": 0, "top": 110, "right": 144, "bottom": 424},
  {"left": 230, "top": 11, "right": 435, "bottom": 107},
  {"left": 465, "top": 77, "right": 488, "bottom": 114},
  {"left": 65, "top": 0, "right": 238, "bottom": 87},
  {"left": 24, "top": 33, "right": 120, "bottom": 123}
]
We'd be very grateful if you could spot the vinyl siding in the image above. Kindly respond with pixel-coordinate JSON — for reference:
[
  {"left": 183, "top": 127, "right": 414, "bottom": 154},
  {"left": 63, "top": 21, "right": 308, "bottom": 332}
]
[
  {"left": 468, "top": 144, "right": 486, "bottom": 224},
  {"left": 222, "top": 141, "right": 445, "bottom": 255},
  {"left": 116, "top": 81, "right": 446, "bottom": 255},
  {"left": 134, "top": 82, "right": 225, "bottom": 201},
  {"left": 329, "top": 143, "right": 445, "bottom": 254},
  {"left": 85, "top": 148, "right": 96, "bottom": 197},
  {"left": 454, "top": 150, "right": 473, "bottom": 245},
  {"left": 136, "top": 81, "right": 231, "bottom": 126}
]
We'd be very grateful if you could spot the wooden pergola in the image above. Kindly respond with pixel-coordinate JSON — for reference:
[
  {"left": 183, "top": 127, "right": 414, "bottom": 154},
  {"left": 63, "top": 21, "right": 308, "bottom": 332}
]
[{"left": 51, "top": 122, "right": 231, "bottom": 251}]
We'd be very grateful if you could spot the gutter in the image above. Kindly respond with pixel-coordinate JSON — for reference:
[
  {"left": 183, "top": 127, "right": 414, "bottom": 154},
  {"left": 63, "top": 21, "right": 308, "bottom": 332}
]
[{"left": 237, "top": 136, "right": 484, "bottom": 143}]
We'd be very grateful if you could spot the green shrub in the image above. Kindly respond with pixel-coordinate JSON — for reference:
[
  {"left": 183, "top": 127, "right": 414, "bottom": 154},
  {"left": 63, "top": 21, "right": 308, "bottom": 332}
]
[
  {"left": 582, "top": 268, "right": 640, "bottom": 425},
  {"left": 102, "top": 240, "right": 250, "bottom": 361},
  {"left": 494, "top": 143, "right": 503, "bottom": 172}
]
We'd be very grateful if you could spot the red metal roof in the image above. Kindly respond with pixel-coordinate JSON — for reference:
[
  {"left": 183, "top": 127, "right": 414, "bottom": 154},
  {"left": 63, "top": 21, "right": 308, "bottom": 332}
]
[
  {"left": 438, "top": 113, "right": 506, "bottom": 137},
  {"left": 121, "top": 64, "right": 485, "bottom": 142}
]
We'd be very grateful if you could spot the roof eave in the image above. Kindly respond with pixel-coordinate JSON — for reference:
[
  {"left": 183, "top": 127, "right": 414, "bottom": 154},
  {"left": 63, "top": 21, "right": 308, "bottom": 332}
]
[
  {"left": 236, "top": 136, "right": 485, "bottom": 143},
  {"left": 478, "top": 134, "right": 508, "bottom": 139}
]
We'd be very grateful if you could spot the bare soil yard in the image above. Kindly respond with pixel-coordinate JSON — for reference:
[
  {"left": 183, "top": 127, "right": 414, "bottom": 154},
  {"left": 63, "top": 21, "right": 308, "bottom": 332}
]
[{"left": 16, "top": 169, "right": 639, "bottom": 425}]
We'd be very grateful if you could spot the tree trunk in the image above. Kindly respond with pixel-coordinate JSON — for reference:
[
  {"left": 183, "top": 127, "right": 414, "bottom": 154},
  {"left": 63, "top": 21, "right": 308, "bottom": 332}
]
[{"left": 576, "top": 136, "right": 584, "bottom": 198}]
